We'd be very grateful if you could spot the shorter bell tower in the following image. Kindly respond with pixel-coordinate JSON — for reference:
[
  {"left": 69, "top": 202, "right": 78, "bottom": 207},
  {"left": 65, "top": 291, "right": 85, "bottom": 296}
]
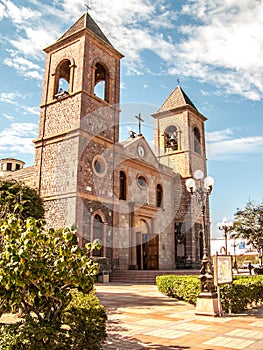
[
  {"left": 152, "top": 85, "right": 207, "bottom": 178},
  {"left": 152, "top": 85, "right": 209, "bottom": 269}
]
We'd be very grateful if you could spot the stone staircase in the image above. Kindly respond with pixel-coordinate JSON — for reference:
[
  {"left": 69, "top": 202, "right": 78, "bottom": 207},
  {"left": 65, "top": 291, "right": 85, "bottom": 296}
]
[{"left": 109, "top": 270, "right": 199, "bottom": 284}]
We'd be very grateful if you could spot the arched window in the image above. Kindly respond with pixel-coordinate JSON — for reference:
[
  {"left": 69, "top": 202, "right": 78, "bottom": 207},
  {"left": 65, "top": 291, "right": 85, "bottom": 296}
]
[
  {"left": 54, "top": 59, "right": 72, "bottom": 98},
  {"left": 194, "top": 127, "right": 201, "bottom": 154},
  {"left": 94, "top": 62, "right": 108, "bottom": 102},
  {"left": 93, "top": 214, "right": 104, "bottom": 257},
  {"left": 165, "top": 125, "right": 178, "bottom": 151},
  {"left": 119, "top": 171, "right": 127, "bottom": 200},
  {"left": 156, "top": 184, "right": 163, "bottom": 207}
]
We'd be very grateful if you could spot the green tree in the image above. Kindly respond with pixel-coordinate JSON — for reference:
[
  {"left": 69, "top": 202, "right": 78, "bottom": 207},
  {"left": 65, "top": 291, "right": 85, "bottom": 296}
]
[
  {"left": 0, "top": 215, "right": 100, "bottom": 322},
  {"left": 233, "top": 201, "right": 263, "bottom": 262},
  {"left": 0, "top": 179, "right": 44, "bottom": 220}
]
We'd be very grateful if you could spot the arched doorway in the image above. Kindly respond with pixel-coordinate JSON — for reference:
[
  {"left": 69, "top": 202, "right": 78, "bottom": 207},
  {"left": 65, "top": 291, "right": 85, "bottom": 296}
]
[
  {"left": 136, "top": 219, "right": 159, "bottom": 270},
  {"left": 92, "top": 214, "right": 104, "bottom": 257}
]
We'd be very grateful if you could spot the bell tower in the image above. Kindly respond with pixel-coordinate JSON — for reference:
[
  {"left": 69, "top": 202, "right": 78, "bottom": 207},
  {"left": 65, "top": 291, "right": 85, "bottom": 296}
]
[
  {"left": 152, "top": 85, "right": 209, "bottom": 269},
  {"left": 152, "top": 85, "right": 207, "bottom": 178},
  {"left": 34, "top": 13, "right": 123, "bottom": 242}
]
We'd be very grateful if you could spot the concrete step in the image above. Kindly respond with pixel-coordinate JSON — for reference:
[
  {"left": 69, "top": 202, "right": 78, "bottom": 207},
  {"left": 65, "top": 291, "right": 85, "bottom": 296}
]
[{"left": 109, "top": 270, "right": 199, "bottom": 284}]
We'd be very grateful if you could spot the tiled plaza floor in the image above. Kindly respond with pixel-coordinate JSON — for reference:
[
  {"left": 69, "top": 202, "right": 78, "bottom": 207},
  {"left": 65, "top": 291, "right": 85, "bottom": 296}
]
[{"left": 96, "top": 283, "right": 263, "bottom": 350}]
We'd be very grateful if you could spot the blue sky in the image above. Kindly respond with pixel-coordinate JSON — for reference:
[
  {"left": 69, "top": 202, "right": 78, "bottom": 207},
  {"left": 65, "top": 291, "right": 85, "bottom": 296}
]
[{"left": 0, "top": 0, "right": 263, "bottom": 238}]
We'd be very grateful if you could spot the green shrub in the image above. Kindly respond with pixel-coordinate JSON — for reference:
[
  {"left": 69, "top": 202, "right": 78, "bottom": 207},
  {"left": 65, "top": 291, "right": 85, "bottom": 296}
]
[
  {"left": 0, "top": 316, "right": 70, "bottom": 350},
  {"left": 63, "top": 290, "right": 107, "bottom": 350},
  {"left": 220, "top": 276, "right": 263, "bottom": 313},
  {"left": 156, "top": 274, "right": 263, "bottom": 314},
  {"left": 0, "top": 291, "right": 107, "bottom": 350},
  {"left": 156, "top": 275, "right": 201, "bottom": 304},
  {"left": 0, "top": 216, "right": 100, "bottom": 323}
]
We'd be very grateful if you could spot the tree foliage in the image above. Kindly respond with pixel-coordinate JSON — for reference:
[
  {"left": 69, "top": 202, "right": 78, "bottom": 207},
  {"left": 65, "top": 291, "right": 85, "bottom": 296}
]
[
  {"left": 0, "top": 215, "right": 100, "bottom": 322},
  {"left": 232, "top": 201, "right": 263, "bottom": 254},
  {"left": 0, "top": 179, "right": 44, "bottom": 220}
]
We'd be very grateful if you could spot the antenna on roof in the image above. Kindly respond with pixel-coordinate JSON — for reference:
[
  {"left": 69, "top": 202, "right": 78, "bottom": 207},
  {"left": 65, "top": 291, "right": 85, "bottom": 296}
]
[
  {"left": 177, "top": 78, "right": 180, "bottom": 86},
  {"left": 85, "top": 2, "right": 91, "bottom": 13}
]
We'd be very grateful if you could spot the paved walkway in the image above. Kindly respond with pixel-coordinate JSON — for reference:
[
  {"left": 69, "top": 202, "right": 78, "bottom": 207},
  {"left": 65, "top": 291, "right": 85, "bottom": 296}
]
[{"left": 96, "top": 283, "right": 263, "bottom": 350}]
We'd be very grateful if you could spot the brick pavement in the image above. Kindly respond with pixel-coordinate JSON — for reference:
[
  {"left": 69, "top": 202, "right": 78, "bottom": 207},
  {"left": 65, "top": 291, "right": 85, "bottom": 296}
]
[{"left": 95, "top": 283, "right": 263, "bottom": 350}]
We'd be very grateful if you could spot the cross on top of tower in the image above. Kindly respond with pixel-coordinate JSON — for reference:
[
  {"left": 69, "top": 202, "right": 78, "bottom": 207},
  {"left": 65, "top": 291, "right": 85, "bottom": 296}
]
[
  {"left": 85, "top": 2, "right": 91, "bottom": 13},
  {"left": 135, "top": 113, "right": 144, "bottom": 136}
]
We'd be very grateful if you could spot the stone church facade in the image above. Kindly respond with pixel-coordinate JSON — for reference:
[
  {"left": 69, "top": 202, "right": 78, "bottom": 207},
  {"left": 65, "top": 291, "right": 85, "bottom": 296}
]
[{"left": 1, "top": 13, "right": 211, "bottom": 270}]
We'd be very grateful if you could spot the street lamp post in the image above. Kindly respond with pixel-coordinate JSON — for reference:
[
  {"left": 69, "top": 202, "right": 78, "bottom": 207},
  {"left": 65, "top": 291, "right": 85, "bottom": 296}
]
[
  {"left": 217, "top": 218, "right": 233, "bottom": 255},
  {"left": 186, "top": 170, "right": 221, "bottom": 316},
  {"left": 230, "top": 233, "right": 238, "bottom": 271},
  {"left": 185, "top": 170, "right": 214, "bottom": 294}
]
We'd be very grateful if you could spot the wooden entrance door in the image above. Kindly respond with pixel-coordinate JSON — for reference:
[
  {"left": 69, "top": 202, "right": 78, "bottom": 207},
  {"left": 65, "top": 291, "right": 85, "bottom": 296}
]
[
  {"left": 136, "top": 233, "right": 159, "bottom": 270},
  {"left": 147, "top": 234, "right": 159, "bottom": 270}
]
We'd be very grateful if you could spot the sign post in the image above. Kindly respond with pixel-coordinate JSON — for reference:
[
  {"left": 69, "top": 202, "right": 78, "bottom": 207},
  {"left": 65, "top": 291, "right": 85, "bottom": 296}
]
[{"left": 213, "top": 254, "right": 233, "bottom": 316}]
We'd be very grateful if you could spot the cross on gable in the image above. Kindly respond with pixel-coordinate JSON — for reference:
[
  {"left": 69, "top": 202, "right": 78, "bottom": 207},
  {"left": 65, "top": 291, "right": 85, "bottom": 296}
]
[{"left": 135, "top": 113, "right": 144, "bottom": 136}]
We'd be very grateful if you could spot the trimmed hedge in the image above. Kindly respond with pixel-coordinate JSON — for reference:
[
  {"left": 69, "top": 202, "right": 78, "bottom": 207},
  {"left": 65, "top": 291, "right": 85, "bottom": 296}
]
[
  {"left": 156, "top": 274, "right": 263, "bottom": 314},
  {"left": 156, "top": 275, "right": 201, "bottom": 304},
  {"left": 0, "top": 290, "right": 107, "bottom": 350}
]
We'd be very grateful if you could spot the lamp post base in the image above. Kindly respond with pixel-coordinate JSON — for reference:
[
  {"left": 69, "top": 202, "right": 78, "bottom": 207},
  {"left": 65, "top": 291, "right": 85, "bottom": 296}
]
[{"left": 195, "top": 292, "right": 221, "bottom": 316}]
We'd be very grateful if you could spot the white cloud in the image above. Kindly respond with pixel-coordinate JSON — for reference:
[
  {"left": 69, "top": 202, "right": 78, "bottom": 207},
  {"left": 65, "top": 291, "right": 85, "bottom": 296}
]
[
  {"left": 0, "top": 92, "right": 21, "bottom": 104},
  {"left": 9, "top": 28, "right": 57, "bottom": 58},
  {"left": 174, "top": 0, "right": 263, "bottom": 100},
  {"left": 4, "top": 56, "right": 42, "bottom": 80},
  {"left": 2, "top": 0, "right": 41, "bottom": 24},
  {"left": 0, "top": 3, "right": 4, "bottom": 19},
  {"left": 2, "top": 113, "right": 14, "bottom": 120},
  {"left": 21, "top": 106, "right": 39, "bottom": 116},
  {"left": 206, "top": 129, "right": 263, "bottom": 160},
  {"left": 206, "top": 129, "right": 233, "bottom": 142},
  {"left": 0, "top": 122, "right": 38, "bottom": 154},
  {"left": 0, "top": 91, "right": 39, "bottom": 117}
]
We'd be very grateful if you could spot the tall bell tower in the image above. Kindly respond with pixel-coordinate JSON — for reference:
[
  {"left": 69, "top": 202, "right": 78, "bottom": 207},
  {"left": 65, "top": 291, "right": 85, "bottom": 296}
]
[
  {"left": 34, "top": 13, "right": 123, "bottom": 245},
  {"left": 152, "top": 85, "right": 209, "bottom": 268}
]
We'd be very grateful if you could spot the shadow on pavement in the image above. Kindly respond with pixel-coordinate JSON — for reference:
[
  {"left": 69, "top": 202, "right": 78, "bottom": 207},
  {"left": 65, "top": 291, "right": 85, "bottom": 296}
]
[
  {"left": 102, "top": 310, "right": 190, "bottom": 350},
  {"left": 103, "top": 334, "right": 190, "bottom": 350}
]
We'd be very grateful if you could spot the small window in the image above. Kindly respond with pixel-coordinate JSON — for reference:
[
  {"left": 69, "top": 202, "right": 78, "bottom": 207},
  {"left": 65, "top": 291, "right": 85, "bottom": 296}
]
[
  {"left": 137, "top": 175, "right": 147, "bottom": 188},
  {"left": 7, "top": 163, "right": 12, "bottom": 171},
  {"left": 92, "top": 156, "right": 107, "bottom": 177},
  {"left": 15, "top": 164, "right": 21, "bottom": 170},
  {"left": 194, "top": 127, "right": 201, "bottom": 154},
  {"left": 156, "top": 184, "right": 163, "bottom": 207},
  {"left": 119, "top": 171, "right": 127, "bottom": 200}
]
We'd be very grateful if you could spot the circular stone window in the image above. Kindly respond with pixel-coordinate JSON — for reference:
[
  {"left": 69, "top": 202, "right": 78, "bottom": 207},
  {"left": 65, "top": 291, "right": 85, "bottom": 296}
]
[
  {"left": 137, "top": 175, "right": 147, "bottom": 188},
  {"left": 92, "top": 155, "right": 107, "bottom": 177}
]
